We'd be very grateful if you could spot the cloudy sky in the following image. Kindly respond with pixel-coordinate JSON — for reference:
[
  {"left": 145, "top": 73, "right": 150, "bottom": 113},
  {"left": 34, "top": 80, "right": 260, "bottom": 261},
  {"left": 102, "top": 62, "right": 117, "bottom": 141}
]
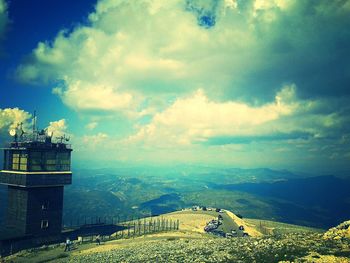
[{"left": 0, "top": 0, "right": 350, "bottom": 173}]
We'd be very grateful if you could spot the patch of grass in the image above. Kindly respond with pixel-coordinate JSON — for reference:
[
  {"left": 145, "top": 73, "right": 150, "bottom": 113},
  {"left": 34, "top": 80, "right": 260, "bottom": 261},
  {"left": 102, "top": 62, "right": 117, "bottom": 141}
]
[
  {"left": 166, "top": 237, "right": 178, "bottom": 241},
  {"left": 36, "top": 252, "right": 69, "bottom": 263},
  {"left": 333, "top": 250, "right": 350, "bottom": 257}
]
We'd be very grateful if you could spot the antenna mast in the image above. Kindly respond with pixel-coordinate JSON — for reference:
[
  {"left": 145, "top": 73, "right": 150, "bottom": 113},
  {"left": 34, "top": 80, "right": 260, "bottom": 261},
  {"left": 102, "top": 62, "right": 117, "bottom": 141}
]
[{"left": 33, "top": 110, "right": 37, "bottom": 134}]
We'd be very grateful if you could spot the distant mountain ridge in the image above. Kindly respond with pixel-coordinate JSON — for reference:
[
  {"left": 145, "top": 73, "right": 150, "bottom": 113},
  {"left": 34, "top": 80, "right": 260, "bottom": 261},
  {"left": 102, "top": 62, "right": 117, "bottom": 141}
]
[{"left": 1, "top": 167, "right": 349, "bottom": 229}]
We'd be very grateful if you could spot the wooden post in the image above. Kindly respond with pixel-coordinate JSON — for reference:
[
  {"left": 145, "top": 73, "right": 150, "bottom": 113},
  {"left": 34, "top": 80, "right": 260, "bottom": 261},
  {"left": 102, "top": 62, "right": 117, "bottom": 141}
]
[
  {"left": 138, "top": 220, "right": 141, "bottom": 235},
  {"left": 133, "top": 222, "right": 136, "bottom": 238}
]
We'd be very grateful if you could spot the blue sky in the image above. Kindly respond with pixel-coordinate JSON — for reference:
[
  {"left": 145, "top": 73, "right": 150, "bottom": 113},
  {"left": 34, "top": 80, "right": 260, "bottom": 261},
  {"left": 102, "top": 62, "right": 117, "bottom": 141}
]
[{"left": 0, "top": 0, "right": 350, "bottom": 174}]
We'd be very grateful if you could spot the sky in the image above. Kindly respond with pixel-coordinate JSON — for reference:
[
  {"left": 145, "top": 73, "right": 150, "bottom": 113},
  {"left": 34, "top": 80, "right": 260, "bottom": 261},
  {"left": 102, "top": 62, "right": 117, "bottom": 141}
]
[{"left": 0, "top": 0, "right": 350, "bottom": 174}]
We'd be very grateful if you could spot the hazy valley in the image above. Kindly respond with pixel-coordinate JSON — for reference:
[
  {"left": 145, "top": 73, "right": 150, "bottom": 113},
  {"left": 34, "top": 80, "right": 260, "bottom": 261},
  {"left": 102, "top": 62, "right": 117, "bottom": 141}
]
[{"left": 1, "top": 167, "right": 349, "bottom": 230}]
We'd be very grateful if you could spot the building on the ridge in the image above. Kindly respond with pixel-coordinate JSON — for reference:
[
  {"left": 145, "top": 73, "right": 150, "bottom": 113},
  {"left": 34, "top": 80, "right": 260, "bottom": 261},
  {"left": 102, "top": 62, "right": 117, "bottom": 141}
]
[{"left": 0, "top": 122, "right": 72, "bottom": 256}]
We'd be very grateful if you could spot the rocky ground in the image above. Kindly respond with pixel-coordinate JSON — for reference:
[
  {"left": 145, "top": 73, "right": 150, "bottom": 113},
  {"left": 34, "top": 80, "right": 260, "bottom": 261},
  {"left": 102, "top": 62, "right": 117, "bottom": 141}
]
[
  {"left": 4, "top": 216, "right": 350, "bottom": 263},
  {"left": 323, "top": 220, "right": 350, "bottom": 241},
  {"left": 54, "top": 232, "right": 350, "bottom": 263}
]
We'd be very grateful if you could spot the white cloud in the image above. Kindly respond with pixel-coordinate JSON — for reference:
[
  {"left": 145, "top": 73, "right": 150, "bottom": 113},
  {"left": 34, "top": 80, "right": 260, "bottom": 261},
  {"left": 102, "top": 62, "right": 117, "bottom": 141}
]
[
  {"left": 75, "top": 132, "right": 111, "bottom": 154},
  {"left": 16, "top": 0, "right": 350, "bottom": 115},
  {"left": 127, "top": 85, "right": 342, "bottom": 146},
  {"left": 86, "top": 121, "right": 98, "bottom": 130},
  {"left": 11, "top": 0, "right": 350, "bottom": 170},
  {"left": 53, "top": 80, "right": 133, "bottom": 112},
  {"left": 15, "top": 0, "right": 272, "bottom": 114},
  {"left": 82, "top": 132, "right": 108, "bottom": 144},
  {"left": 0, "top": 108, "right": 32, "bottom": 132},
  {"left": 46, "top": 119, "right": 68, "bottom": 138}
]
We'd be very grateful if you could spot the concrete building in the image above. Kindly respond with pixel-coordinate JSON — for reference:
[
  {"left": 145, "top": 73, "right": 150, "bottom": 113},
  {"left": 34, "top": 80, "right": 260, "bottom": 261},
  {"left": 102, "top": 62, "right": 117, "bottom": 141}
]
[{"left": 0, "top": 126, "right": 72, "bottom": 256}]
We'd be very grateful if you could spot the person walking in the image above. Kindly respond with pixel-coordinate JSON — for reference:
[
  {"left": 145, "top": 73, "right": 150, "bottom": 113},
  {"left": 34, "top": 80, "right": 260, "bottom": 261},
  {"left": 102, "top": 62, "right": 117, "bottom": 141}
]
[
  {"left": 96, "top": 234, "right": 101, "bottom": 245},
  {"left": 64, "top": 237, "right": 71, "bottom": 252}
]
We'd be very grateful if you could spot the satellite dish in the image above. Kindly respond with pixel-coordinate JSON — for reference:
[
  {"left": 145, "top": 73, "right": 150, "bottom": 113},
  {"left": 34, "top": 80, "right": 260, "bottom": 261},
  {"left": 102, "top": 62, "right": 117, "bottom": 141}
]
[{"left": 9, "top": 129, "right": 17, "bottom": 137}]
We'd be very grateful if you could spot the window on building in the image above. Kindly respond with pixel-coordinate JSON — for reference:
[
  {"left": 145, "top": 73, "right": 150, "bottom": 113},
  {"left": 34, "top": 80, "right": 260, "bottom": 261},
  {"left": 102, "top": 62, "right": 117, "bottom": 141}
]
[
  {"left": 19, "top": 153, "right": 28, "bottom": 171},
  {"left": 41, "top": 201, "right": 49, "bottom": 210},
  {"left": 41, "top": 220, "right": 49, "bottom": 229},
  {"left": 30, "top": 151, "right": 42, "bottom": 171},
  {"left": 4, "top": 150, "right": 10, "bottom": 170},
  {"left": 12, "top": 153, "right": 19, "bottom": 170},
  {"left": 11, "top": 152, "right": 28, "bottom": 171},
  {"left": 45, "top": 151, "right": 57, "bottom": 171},
  {"left": 57, "top": 152, "right": 71, "bottom": 171}
]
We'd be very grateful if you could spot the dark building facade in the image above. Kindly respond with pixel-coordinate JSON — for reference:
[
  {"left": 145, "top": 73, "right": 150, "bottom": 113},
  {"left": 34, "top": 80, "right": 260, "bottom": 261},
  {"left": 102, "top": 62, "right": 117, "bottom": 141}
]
[{"left": 0, "top": 133, "right": 72, "bottom": 239}]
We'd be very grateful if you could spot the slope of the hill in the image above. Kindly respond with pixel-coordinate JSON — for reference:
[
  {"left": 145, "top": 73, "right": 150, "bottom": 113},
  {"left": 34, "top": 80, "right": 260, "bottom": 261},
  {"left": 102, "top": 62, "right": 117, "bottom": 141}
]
[{"left": 4, "top": 210, "right": 350, "bottom": 263}]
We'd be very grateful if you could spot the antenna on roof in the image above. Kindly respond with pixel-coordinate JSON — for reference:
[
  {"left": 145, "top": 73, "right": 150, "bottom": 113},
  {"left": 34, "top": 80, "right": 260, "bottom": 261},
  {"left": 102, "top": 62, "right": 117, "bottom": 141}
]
[
  {"left": 18, "top": 122, "right": 25, "bottom": 138},
  {"left": 33, "top": 110, "right": 37, "bottom": 134}
]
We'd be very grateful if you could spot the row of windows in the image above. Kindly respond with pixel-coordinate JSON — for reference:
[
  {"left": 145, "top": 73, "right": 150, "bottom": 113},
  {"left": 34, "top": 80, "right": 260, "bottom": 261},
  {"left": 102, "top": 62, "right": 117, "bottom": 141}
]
[{"left": 6, "top": 151, "right": 71, "bottom": 171}]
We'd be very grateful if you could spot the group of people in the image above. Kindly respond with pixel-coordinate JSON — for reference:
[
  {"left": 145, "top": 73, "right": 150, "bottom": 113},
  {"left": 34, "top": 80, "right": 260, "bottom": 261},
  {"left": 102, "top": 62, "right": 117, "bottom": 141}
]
[{"left": 64, "top": 234, "right": 101, "bottom": 251}]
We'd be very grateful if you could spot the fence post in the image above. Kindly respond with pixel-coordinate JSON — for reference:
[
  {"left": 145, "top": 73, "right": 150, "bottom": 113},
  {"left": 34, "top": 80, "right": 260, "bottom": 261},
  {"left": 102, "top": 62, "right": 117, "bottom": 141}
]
[
  {"left": 133, "top": 222, "right": 136, "bottom": 238},
  {"left": 138, "top": 220, "right": 141, "bottom": 236}
]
